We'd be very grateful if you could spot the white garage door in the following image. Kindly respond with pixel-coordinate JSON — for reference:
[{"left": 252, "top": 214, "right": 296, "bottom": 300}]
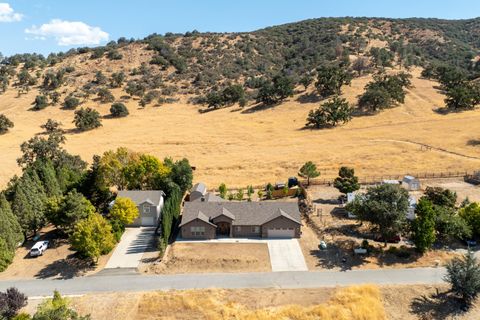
[
  {"left": 268, "top": 228, "right": 295, "bottom": 238},
  {"left": 141, "top": 217, "right": 154, "bottom": 226}
]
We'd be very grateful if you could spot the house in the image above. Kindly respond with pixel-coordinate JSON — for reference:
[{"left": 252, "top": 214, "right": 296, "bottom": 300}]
[
  {"left": 116, "top": 190, "right": 165, "bottom": 227},
  {"left": 179, "top": 202, "right": 302, "bottom": 239},
  {"left": 189, "top": 182, "right": 224, "bottom": 202},
  {"left": 402, "top": 175, "right": 421, "bottom": 191}
]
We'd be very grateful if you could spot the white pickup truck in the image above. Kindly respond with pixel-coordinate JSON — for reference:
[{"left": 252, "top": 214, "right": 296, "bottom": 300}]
[{"left": 29, "top": 240, "right": 49, "bottom": 257}]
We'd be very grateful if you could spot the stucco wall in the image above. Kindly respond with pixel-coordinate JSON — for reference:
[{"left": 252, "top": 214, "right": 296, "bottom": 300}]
[
  {"left": 128, "top": 202, "right": 159, "bottom": 227},
  {"left": 232, "top": 225, "right": 261, "bottom": 237}
]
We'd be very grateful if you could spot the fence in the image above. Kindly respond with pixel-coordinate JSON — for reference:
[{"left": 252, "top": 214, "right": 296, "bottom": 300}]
[{"left": 215, "top": 170, "right": 476, "bottom": 191}]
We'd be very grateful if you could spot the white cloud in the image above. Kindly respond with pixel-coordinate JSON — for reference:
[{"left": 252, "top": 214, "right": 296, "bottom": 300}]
[
  {"left": 0, "top": 3, "right": 23, "bottom": 22},
  {"left": 25, "top": 19, "right": 109, "bottom": 46}
]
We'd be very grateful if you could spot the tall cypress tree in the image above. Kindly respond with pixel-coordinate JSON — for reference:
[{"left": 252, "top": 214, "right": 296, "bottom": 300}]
[
  {"left": 33, "top": 160, "right": 62, "bottom": 198},
  {"left": 0, "top": 193, "right": 24, "bottom": 250}
]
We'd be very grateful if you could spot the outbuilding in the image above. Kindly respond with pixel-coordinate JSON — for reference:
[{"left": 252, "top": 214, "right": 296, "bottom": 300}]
[
  {"left": 116, "top": 190, "right": 165, "bottom": 227},
  {"left": 402, "top": 175, "right": 421, "bottom": 191}
]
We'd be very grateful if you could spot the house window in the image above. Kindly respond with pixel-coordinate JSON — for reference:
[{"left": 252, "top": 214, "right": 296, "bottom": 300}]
[
  {"left": 251, "top": 226, "right": 260, "bottom": 233},
  {"left": 143, "top": 204, "right": 150, "bottom": 214},
  {"left": 235, "top": 226, "right": 241, "bottom": 232},
  {"left": 190, "top": 226, "right": 205, "bottom": 236}
]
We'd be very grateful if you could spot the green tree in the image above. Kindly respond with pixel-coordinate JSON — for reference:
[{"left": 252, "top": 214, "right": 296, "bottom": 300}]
[
  {"left": 70, "top": 213, "right": 116, "bottom": 262},
  {"left": 424, "top": 187, "right": 457, "bottom": 208},
  {"left": 218, "top": 183, "right": 227, "bottom": 199},
  {"left": 73, "top": 108, "right": 102, "bottom": 131},
  {"left": 46, "top": 190, "right": 96, "bottom": 234},
  {"left": 168, "top": 158, "right": 193, "bottom": 194},
  {"left": 459, "top": 202, "right": 480, "bottom": 238},
  {"left": 445, "top": 251, "right": 480, "bottom": 307},
  {"left": 299, "top": 74, "right": 314, "bottom": 90},
  {"left": 110, "top": 197, "right": 139, "bottom": 226},
  {"left": 315, "top": 65, "right": 352, "bottom": 98},
  {"left": 333, "top": 166, "right": 360, "bottom": 195},
  {"left": 0, "top": 114, "right": 14, "bottom": 134},
  {"left": 236, "top": 189, "right": 244, "bottom": 201},
  {"left": 435, "top": 206, "right": 471, "bottom": 241},
  {"left": 358, "top": 73, "right": 412, "bottom": 112},
  {"left": 0, "top": 238, "right": 14, "bottom": 272},
  {"left": 272, "top": 75, "right": 294, "bottom": 101},
  {"left": 32, "top": 95, "right": 49, "bottom": 111},
  {"left": 110, "top": 72, "right": 125, "bottom": 88},
  {"left": 369, "top": 47, "right": 394, "bottom": 68},
  {"left": 0, "top": 193, "right": 24, "bottom": 251},
  {"left": 444, "top": 82, "right": 480, "bottom": 110},
  {"left": 346, "top": 184, "right": 409, "bottom": 246},
  {"left": 109, "top": 103, "right": 129, "bottom": 117},
  {"left": 298, "top": 161, "right": 320, "bottom": 186},
  {"left": 32, "top": 290, "right": 91, "bottom": 320},
  {"left": 412, "top": 198, "right": 436, "bottom": 253},
  {"left": 306, "top": 96, "right": 352, "bottom": 128},
  {"left": 123, "top": 154, "right": 170, "bottom": 190},
  {"left": 247, "top": 185, "right": 254, "bottom": 201}
]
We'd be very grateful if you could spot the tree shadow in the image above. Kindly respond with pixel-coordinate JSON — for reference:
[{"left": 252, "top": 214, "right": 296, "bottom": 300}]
[
  {"left": 240, "top": 102, "right": 281, "bottom": 114},
  {"left": 310, "top": 239, "right": 369, "bottom": 271},
  {"left": 432, "top": 107, "right": 470, "bottom": 115},
  {"left": 410, "top": 290, "right": 467, "bottom": 319},
  {"left": 375, "top": 247, "right": 421, "bottom": 267},
  {"left": 296, "top": 93, "right": 322, "bottom": 104},
  {"left": 35, "top": 253, "right": 96, "bottom": 280}
]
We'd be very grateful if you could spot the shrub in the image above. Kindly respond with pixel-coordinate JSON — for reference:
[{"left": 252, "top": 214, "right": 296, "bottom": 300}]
[
  {"left": 73, "top": 108, "right": 102, "bottom": 131},
  {"left": 63, "top": 96, "right": 80, "bottom": 109},
  {"left": 32, "top": 95, "right": 48, "bottom": 111},
  {"left": 96, "top": 88, "right": 115, "bottom": 103},
  {"left": 0, "top": 287, "right": 27, "bottom": 319},
  {"left": 110, "top": 197, "right": 139, "bottom": 225},
  {"left": 110, "top": 103, "right": 129, "bottom": 117},
  {"left": 107, "top": 49, "right": 123, "bottom": 60},
  {"left": 0, "top": 114, "right": 14, "bottom": 134}
]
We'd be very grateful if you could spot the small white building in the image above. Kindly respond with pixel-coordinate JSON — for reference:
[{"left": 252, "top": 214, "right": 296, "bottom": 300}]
[
  {"left": 346, "top": 192, "right": 358, "bottom": 219},
  {"left": 402, "top": 175, "right": 421, "bottom": 191},
  {"left": 382, "top": 179, "right": 400, "bottom": 185}
]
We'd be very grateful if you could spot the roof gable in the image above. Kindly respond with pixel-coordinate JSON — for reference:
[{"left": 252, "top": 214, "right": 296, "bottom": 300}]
[{"left": 117, "top": 190, "right": 164, "bottom": 206}]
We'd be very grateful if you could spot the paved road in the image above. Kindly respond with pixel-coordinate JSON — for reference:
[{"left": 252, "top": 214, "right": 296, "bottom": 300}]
[
  {"left": 0, "top": 267, "right": 447, "bottom": 297},
  {"left": 105, "top": 228, "right": 155, "bottom": 269},
  {"left": 267, "top": 239, "right": 308, "bottom": 272}
]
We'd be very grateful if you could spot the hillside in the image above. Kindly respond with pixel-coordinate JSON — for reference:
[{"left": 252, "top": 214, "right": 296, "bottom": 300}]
[{"left": 1, "top": 17, "right": 480, "bottom": 188}]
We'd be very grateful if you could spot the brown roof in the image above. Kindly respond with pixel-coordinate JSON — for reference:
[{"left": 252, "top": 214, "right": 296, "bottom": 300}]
[{"left": 181, "top": 201, "right": 301, "bottom": 226}]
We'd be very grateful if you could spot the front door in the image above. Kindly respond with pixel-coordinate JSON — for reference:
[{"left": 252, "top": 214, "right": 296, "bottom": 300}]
[{"left": 216, "top": 222, "right": 230, "bottom": 236}]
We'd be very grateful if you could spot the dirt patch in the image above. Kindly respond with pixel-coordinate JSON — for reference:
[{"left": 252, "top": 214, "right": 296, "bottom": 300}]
[
  {"left": 0, "top": 226, "right": 110, "bottom": 280},
  {"left": 140, "top": 242, "right": 271, "bottom": 274}
]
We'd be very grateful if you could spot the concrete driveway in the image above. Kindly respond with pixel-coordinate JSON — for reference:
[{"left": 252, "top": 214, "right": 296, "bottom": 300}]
[
  {"left": 105, "top": 227, "right": 156, "bottom": 269},
  {"left": 267, "top": 239, "right": 308, "bottom": 272}
]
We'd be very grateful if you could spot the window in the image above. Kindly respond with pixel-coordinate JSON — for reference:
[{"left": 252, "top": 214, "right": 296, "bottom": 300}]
[
  {"left": 251, "top": 226, "right": 260, "bottom": 233},
  {"left": 190, "top": 226, "right": 205, "bottom": 236},
  {"left": 143, "top": 204, "right": 151, "bottom": 214},
  {"left": 236, "top": 226, "right": 241, "bottom": 232}
]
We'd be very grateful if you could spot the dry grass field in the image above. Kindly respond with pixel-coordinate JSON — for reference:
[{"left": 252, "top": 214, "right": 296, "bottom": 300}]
[
  {"left": 2, "top": 67, "right": 480, "bottom": 189},
  {"left": 22, "top": 285, "right": 480, "bottom": 320},
  {"left": 140, "top": 243, "right": 271, "bottom": 274}
]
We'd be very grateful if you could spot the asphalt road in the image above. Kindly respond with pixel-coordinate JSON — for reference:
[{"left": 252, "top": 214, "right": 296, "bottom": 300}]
[{"left": 0, "top": 267, "right": 447, "bottom": 297}]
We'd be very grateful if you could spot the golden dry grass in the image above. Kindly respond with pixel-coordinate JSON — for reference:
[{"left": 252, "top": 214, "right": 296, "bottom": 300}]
[
  {"left": 77, "top": 285, "right": 385, "bottom": 320},
  {"left": 2, "top": 67, "right": 480, "bottom": 189}
]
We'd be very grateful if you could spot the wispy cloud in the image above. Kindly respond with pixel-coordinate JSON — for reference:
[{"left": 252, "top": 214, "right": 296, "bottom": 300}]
[
  {"left": 0, "top": 3, "right": 23, "bottom": 22},
  {"left": 25, "top": 19, "right": 109, "bottom": 46}
]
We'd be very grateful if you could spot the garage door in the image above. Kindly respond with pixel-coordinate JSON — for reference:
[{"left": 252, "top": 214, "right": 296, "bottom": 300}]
[
  {"left": 141, "top": 217, "right": 155, "bottom": 226},
  {"left": 268, "top": 228, "right": 295, "bottom": 238}
]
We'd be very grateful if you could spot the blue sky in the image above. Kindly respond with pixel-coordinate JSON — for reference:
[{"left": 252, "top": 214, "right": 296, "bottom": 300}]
[{"left": 1, "top": 0, "right": 479, "bottom": 56}]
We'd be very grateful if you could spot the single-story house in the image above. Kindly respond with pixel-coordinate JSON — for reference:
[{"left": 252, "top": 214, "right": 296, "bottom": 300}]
[
  {"left": 116, "top": 190, "right": 165, "bottom": 227},
  {"left": 402, "top": 175, "right": 421, "bottom": 191},
  {"left": 179, "top": 202, "right": 302, "bottom": 239},
  {"left": 189, "top": 182, "right": 224, "bottom": 202}
]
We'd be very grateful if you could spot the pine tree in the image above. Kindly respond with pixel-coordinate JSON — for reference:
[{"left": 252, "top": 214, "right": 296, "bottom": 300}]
[
  {"left": 333, "top": 166, "right": 360, "bottom": 195},
  {"left": 0, "top": 193, "right": 24, "bottom": 251}
]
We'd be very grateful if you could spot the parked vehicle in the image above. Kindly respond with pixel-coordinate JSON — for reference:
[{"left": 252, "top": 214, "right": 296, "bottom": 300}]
[
  {"left": 288, "top": 177, "right": 299, "bottom": 188},
  {"left": 29, "top": 241, "right": 49, "bottom": 257},
  {"left": 466, "top": 239, "right": 477, "bottom": 247},
  {"left": 274, "top": 182, "right": 286, "bottom": 190}
]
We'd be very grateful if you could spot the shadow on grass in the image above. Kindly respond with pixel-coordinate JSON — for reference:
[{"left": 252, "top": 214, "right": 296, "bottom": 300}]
[
  {"left": 310, "top": 239, "right": 369, "bottom": 271},
  {"left": 296, "top": 93, "right": 322, "bottom": 104},
  {"left": 240, "top": 102, "right": 281, "bottom": 114},
  {"left": 467, "top": 139, "right": 480, "bottom": 147},
  {"left": 410, "top": 290, "right": 467, "bottom": 319}
]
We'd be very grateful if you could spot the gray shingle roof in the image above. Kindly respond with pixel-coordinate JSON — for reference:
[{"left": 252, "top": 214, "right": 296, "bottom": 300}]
[
  {"left": 117, "top": 190, "right": 164, "bottom": 206},
  {"left": 179, "top": 210, "right": 217, "bottom": 227},
  {"left": 182, "top": 201, "right": 301, "bottom": 226}
]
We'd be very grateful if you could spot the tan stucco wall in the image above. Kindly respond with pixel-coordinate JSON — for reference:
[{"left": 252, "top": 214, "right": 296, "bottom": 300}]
[
  {"left": 261, "top": 216, "right": 301, "bottom": 238},
  {"left": 181, "top": 219, "right": 216, "bottom": 239}
]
